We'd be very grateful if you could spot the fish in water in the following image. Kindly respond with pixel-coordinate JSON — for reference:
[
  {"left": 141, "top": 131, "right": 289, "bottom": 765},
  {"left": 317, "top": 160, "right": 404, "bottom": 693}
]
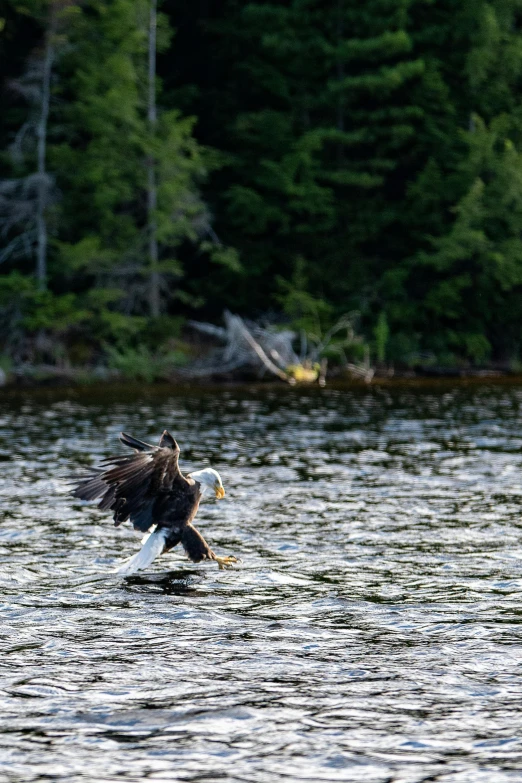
[{"left": 72, "top": 430, "right": 238, "bottom": 575}]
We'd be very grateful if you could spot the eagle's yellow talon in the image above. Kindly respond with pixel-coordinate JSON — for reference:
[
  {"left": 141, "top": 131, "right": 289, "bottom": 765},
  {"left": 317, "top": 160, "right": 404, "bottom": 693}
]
[{"left": 214, "top": 555, "right": 239, "bottom": 570}]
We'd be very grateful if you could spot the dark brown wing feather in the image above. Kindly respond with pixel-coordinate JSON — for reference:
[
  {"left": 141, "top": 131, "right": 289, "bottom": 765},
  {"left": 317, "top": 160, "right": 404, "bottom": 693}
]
[
  {"left": 119, "top": 432, "right": 156, "bottom": 452},
  {"left": 72, "top": 431, "right": 199, "bottom": 533}
]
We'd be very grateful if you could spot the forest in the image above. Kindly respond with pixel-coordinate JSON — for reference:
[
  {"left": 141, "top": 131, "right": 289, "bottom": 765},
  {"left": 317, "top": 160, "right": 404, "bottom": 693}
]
[{"left": 2, "top": 0, "right": 522, "bottom": 381}]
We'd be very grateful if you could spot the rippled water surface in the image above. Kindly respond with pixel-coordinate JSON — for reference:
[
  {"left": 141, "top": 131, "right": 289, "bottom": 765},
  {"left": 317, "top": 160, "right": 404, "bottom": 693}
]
[{"left": 2, "top": 382, "right": 522, "bottom": 782}]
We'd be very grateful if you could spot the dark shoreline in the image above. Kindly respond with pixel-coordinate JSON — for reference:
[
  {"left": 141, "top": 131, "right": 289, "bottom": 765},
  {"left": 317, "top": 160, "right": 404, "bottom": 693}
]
[{"left": 3, "top": 369, "right": 522, "bottom": 401}]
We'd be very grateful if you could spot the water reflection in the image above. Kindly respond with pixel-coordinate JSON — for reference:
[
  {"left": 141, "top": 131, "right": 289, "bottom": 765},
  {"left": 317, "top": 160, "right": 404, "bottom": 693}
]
[
  {"left": 123, "top": 570, "right": 205, "bottom": 596},
  {"left": 1, "top": 382, "right": 522, "bottom": 782}
]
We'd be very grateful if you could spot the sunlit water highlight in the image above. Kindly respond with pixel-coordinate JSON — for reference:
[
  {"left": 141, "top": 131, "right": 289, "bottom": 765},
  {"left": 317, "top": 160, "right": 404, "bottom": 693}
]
[{"left": 1, "top": 383, "right": 522, "bottom": 782}]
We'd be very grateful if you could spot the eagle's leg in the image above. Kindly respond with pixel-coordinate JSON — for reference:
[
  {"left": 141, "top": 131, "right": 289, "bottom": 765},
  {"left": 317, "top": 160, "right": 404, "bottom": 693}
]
[{"left": 182, "top": 524, "right": 239, "bottom": 568}]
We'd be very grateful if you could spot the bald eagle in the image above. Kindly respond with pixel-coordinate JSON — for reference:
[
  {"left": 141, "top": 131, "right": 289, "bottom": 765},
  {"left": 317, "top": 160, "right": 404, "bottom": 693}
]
[{"left": 72, "top": 430, "right": 238, "bottom": 575}]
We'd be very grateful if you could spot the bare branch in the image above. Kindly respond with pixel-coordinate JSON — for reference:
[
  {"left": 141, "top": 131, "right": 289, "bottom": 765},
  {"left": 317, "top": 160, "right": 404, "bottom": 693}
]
[
  {"left": 187, "top": 320, "right": 228, "bottom": 339},
  {"left": 0, "top": 230, "right": 36, "bottom": 263}
]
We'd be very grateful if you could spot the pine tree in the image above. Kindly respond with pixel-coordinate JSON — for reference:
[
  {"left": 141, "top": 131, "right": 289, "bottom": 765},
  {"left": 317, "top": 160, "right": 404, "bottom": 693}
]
[
  {"left": 414, "top": 120, "right": 522, "bottom": 362},
  {"left": 196, "top": 0, "right": 425, "bottom": 314},
  {"left": 4, "top": 0, "right": 522, "bottom": 367},
  {"left": 402, "top": 0, "right": 522, "bottom": 363},
  {"left": 55, "top": 0, "right": 208, "bottom": 318}
]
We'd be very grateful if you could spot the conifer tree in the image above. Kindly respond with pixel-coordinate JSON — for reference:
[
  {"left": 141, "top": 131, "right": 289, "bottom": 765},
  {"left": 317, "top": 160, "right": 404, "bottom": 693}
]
[
  {"left": 403, "top": 0, "right": 522, "bottom": 362},
  {"left": 3, "top": 0, "right": 522, "bottom": 366},
  {"left": 202, "top": 0, "right": 425, "bottom": 312},
  {"left": 55, "top": 0, "right": 208, "bottom": 318}
]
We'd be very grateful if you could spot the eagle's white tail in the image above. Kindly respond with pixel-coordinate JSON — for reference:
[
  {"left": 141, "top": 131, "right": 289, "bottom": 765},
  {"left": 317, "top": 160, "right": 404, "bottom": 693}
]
[{"left": 116, "top": 528, "right": 168, "bottom": 576}]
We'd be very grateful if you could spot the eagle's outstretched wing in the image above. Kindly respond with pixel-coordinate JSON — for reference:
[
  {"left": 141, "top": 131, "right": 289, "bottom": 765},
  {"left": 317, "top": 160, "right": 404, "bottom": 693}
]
[{"left": 72, "top": 430, "right": 187, "bottom": 532}]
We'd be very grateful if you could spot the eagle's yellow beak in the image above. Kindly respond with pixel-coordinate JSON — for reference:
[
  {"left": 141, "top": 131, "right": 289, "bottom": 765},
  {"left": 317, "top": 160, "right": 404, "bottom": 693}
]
[{"left": 215, "top": 485, "right": 225, "bottom": 499}]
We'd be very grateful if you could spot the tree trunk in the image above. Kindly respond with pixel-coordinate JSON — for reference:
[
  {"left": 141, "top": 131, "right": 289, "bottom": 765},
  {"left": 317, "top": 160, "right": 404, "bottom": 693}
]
[
  {"left": 147, "top": 0, "right": 160, "bottom": 318},
  {"left": 36, "top": 38, "right": 53, "bottom": 290},
  {"left": 336, "top": 2, "right": 345, "bottom": 165}
]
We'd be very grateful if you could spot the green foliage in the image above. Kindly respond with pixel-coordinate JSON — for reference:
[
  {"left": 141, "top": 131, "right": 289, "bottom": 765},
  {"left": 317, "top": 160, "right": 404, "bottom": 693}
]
[
  {"left": 205, "top": 0, "right": 428, "bottom": 311},
  {"left": 276, "top": 258, "right": 334, "bottom": 341},
  {"left": 409, "top": 113, "right": 522, "bottom": 360},
  {"left": 0, "top": 355, "right": 12, "bottom": 376},
  {"left": 50, "top": 0, "right": 218, "bottom": 314},
  {"left": 0, "top": 270, "right": 188, "bottom": 372},
  {"left": 4, "top": 0, "right": 522, "bottom": 372},
  {"left": 199, "top": 242, "right": 242, "bottom": 274},
  {"left": 105, "top": 344, "right": 187, "bottom": 382},
  {"left": 374, "top": 312, "right": 389, "bottom": 363}
]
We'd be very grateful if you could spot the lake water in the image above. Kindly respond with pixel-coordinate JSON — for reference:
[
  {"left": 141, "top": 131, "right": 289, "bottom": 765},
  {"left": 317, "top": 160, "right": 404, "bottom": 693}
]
[{"left": 1, "top": 382, "right": 522, "bottom": 783}]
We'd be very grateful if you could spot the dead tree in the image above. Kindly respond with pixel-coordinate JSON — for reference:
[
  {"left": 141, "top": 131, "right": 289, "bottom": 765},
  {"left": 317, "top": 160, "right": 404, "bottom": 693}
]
[
  {"left": 0, "top": 4, "right": 70, "bottom": 287},
  {"left": 187, "top": 312, "right": 299, "bottom": 381},
  {"left": 0, "top": 51, "right": 56, "bottom": 285},
  {"left": 186, "top": 311, "right": 374, "bottom": 384},
  {"left": 35, "top": 36, "right": 54, "bottom": 288}
]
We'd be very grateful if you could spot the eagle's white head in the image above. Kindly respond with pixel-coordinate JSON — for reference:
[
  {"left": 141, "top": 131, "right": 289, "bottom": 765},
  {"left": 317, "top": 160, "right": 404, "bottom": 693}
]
[{"left": 188, "top": 468, "right": 225, "bottom": 499}]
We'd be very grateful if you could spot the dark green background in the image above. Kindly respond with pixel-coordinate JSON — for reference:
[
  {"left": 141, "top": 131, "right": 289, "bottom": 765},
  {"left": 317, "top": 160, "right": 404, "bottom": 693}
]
[{"left": 2, "top": 0, "right": 522, "bottom": 370}]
